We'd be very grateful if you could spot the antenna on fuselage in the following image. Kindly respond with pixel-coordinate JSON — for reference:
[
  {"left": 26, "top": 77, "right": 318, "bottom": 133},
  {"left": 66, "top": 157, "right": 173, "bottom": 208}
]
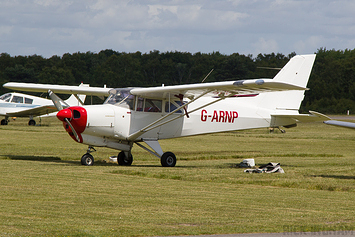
[{"left": 201, "top": 69, "right": 214, "bottom": 83}]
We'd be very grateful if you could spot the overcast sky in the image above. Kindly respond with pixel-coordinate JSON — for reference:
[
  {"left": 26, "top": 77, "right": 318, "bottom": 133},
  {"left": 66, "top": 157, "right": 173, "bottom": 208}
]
[{"left": 1, "top": 0, "right": 354, "bottom": 58}]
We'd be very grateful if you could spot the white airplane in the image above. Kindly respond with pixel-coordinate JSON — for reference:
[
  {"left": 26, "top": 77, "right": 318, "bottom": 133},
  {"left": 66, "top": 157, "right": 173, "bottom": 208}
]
[
  {"left": 4, "top": 54, "right": 329, "bottom": 167},
  {"left": 0, "top": 84, "right": 88, "bottom": 126}
]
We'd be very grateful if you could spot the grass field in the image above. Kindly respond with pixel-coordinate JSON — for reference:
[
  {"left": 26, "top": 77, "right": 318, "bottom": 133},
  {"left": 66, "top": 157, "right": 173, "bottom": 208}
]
[{"left": 1, "top": 117, "right": 355, "bottom": 236}]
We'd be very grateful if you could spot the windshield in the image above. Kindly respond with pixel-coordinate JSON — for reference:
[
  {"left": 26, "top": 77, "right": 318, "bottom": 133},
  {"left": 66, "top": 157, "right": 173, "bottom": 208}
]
[
  {"left": 104, "top": 89, "right": 134, "bottom": 109},
  {"left": 0, "top": 93, "right": 11, "bottom": 102}
]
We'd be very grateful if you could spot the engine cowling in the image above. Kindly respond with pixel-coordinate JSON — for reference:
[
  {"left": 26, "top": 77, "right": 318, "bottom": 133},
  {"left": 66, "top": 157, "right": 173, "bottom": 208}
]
[{"left": 57, "top": 106, "right": 87, "bottom": 143}]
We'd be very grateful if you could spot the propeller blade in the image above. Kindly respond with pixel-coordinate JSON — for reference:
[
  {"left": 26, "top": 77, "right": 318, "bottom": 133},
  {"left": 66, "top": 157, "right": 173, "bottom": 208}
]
[
  {"left": 64, "top": 118, "right": 80, "bottom": 143},
  {"left": 48, "top": 90, "right": 81, "bottom": 143},
  {"left": 48, "top": 90, "right": 69, "bottom": 111}
]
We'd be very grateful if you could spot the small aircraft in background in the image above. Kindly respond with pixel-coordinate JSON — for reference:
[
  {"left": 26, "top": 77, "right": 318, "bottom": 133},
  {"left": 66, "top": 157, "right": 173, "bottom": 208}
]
[
  {"left": 4, "top": 54, "right": 329, "bottom": 167},
  {"left": 0, "top": 83, "right": 88, "bottom": 126}
]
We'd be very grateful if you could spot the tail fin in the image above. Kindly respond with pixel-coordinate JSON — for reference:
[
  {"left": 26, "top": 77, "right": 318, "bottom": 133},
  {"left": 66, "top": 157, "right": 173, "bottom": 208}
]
[
  {"left": 64, "top": 83, "right": 89, "bottom": 106},
  {"left": 273, "top": 54, "right": 316, "bottom": 88},
  {"left": 257, "top": 54, "right": 316, "bottom": 111}
]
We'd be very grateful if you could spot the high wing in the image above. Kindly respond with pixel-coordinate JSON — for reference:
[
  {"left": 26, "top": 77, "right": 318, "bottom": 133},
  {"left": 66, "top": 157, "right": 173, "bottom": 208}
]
[
  {"left": 129, "top": 79, "right": 307, "bottom": 99},
  {"left": 6, "top": 105, "right": 58, "bottom": 117},
  {"left": 324, "top": 120, "right": 355, "bottom": 129},
  {"left": 3, "top": 82, "right": 112, "bottom": 97},
  {"left": 3, "top": 79, "right": 306, "bottom": 101}
]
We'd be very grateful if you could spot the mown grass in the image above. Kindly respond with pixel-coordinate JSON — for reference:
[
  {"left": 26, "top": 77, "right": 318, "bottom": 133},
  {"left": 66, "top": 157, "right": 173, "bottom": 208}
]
[{"left": 0, "top": 117, "right": 355, "bottom": 236}]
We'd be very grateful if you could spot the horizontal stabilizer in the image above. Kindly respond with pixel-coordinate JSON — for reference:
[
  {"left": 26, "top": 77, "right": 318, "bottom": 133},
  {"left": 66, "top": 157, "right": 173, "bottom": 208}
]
[
  {"left": 272, "top": 110, "right": 330, "bottom": 122},
  {"left": 271, "top": 111, "right": 330, "bottom": 127}
]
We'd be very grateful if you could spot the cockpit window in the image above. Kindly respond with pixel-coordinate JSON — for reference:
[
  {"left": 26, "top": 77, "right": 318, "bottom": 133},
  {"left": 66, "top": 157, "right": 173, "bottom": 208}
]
[
  {"left": 144, "top": 99, "right": 162, "bottom": 112},
  {"left": 25, "top": 98, "right": 33, "bottom": 104},
  {"left": 11, "top": 96, "right": 23, "bottom": 103},
  {"left": 0, "top": 93, "right": 11, "bottom": 102},
  {"left": 104, "top": 89, "right": 134, "bottom": 109}
]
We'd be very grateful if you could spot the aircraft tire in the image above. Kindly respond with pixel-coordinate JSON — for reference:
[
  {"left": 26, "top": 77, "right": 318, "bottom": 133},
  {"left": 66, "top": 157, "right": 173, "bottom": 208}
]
[
  {"left": 81, "top": 153, "right": 94, "bottom": 166},
  {"left": 118, "top": 151, "right": 133, "bottom": 166},
  {"left": 1, "top": 119, "right": 8, "bottom": 125},
  {"left": 28, "top": 120, "right": 36, "bottom": 126},
  {"left": 161, "top": 152, "right": 176, "bottom": 167}
]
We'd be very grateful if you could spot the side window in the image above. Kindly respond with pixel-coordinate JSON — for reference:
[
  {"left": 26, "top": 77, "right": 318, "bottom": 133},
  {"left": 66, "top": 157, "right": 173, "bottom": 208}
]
[
  {"left": 165, "top": 101, "right": 185, "bottom": 113},
  {"left": 136, "top": 97, "right": 144, "bottom": 111},
  {"left": 25, "top": 98, "right": 33, "bottom": 104},
  {"left": 11, "top": 96, "right": 23, "bottom": 103},
  {"left": 144, "top": 99, "right": 162, "bottom": 113}
]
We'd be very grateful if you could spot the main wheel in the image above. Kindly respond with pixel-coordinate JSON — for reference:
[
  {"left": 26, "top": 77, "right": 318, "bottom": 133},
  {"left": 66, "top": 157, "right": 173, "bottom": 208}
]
[
  {"left": 1, "top": 119, "right": 8, "bottom": 125},
  {"left": 81, "top": 153, "right": 94, "bottom": 166},
  {"left": 118, "top": 151, "right": 133, "bottom": 166},
  {"left": 28, "top": 119, "right": 36, "bottom": 126},
  {"left": 161, "top": 152, "right": 176, "bottom": 167}
]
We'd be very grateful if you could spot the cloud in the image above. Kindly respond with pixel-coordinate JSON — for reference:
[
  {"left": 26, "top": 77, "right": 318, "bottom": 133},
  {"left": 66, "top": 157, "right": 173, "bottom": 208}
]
[
  {"left": 0, "top": 0, "right": 354, "bottom": 57},
  {"left": 252, "top": 38, "right": 279, "bottom": 55}
]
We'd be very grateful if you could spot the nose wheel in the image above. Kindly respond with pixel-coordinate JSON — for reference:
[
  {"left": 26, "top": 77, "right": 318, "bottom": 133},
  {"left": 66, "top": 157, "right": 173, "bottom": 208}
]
[
  {"left": 81, "top": 153, "right": 94, "bottom": 166},
  {"left": 81, "top": 146, "right": 96, "bottom": 166}
]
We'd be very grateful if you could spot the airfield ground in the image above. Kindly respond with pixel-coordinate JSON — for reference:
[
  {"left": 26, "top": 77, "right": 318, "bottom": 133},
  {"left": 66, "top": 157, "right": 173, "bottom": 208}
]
[{"left": 0, "top": 117, "right": 355, "bottom": 236}]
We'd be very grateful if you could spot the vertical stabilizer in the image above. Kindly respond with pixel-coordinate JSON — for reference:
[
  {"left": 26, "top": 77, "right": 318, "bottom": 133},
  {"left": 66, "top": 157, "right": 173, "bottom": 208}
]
[
  {"left": 257, "top": 54, "right": 316, "bottom": 111},
  {"left": 64, "top": 83, "right": 89, "bottom": 106},
  {"left": 273, "top": 54, "right": 316, "bottom": 88}
]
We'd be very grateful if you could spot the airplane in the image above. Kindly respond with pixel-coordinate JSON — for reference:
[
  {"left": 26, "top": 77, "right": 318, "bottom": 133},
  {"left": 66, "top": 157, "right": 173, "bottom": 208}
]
[
  {"left": 3, "top": 54, "right": 329, "bottom": 167},
  {"left": 0, "top": 84, "right": 88, "bottom": 126}
]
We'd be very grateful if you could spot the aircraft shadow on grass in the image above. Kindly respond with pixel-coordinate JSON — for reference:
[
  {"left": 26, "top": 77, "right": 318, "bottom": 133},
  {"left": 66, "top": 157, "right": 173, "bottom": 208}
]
[
  {"left": 7, "top": 155, "right": 62, "bottom": 161},
  {"left": 5, "top": 155, "right": 114, "bottom": 166},
  {"left": 5, "top": 155, "right": 198, "bottom": 167}
]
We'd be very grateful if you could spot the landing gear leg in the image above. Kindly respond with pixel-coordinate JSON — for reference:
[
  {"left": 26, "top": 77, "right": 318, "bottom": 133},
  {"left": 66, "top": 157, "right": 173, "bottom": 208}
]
[
  {"left": 81, "top": 146, "right": 96, "bottom": 166},
  {"left": 135, "top": 140, "right": 177, "bottom": 167}
]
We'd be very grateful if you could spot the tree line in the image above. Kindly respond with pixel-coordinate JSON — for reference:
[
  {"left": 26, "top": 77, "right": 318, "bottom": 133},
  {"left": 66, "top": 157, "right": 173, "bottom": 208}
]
[{"left": 0, "top": 48, "right": 354, "bottom": 114}]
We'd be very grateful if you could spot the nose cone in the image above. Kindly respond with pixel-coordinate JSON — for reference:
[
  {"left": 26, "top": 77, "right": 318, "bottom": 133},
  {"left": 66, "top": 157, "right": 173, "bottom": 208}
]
[{"left": 57, "top": 108, "right": 72, "bottom": 121}]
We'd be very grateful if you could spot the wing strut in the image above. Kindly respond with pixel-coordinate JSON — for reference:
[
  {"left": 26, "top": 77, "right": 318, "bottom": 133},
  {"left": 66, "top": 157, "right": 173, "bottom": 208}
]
[{"left": 73, "top": 94, "right": 85, "bottom": 105}]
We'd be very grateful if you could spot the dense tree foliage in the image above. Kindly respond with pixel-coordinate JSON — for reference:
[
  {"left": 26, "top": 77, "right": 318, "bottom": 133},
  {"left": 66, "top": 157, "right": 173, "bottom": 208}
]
[{"left": 1, "top": 48, "right": 354, "bottom": 114}]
